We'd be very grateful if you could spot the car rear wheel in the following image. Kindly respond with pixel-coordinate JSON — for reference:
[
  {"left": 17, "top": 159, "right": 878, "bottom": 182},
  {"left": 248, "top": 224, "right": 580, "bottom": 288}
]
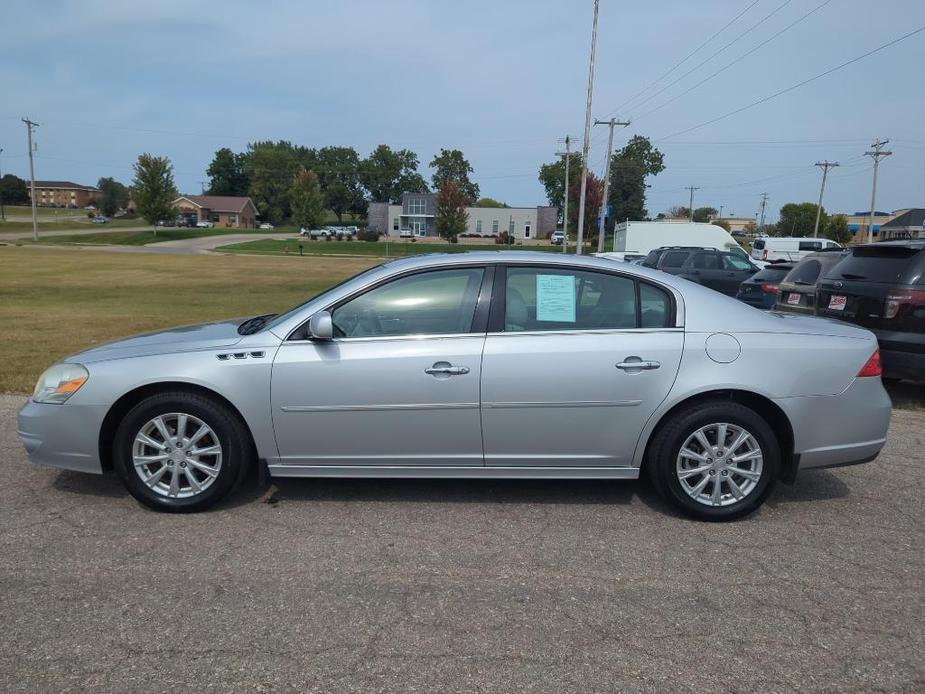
[
  {"left": 114, "top": 391, "right": 251, "bottom": 512},
  {"left": 647, "top": 401, "right": 780, "bottom": 521}
]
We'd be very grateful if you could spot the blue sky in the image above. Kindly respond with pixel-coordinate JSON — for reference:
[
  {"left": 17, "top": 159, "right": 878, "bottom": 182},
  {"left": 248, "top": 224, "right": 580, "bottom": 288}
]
[{"left": 1, "top": 0, "right": 923, "bottom": 222}]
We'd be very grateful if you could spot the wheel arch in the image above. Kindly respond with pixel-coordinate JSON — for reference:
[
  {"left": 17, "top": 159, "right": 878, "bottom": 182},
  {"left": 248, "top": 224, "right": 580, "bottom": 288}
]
[
  {"left": 98, "top": 381, "right": 256, "bottom": 471},
  {"left": 640, "top": 389, "right": 797, "bottom": 483}
]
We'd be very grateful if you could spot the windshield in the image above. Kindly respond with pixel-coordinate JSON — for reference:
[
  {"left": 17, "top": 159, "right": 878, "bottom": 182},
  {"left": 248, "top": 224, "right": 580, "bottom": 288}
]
[{"left": 263, "top": 264, "right": 385, "bottom": 331}]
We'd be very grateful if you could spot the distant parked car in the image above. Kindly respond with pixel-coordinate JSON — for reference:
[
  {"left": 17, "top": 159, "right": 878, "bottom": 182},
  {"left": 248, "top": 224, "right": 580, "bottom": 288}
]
[
  {"left": 302, "top": 227, "right": 338, "bottom": 239},
  {"left": 751, "top": 237, "right": 842, "bottom": 263},
  {"left": 816, "top": 240, "right": 925, "bottom": 381},
  {"left": 550, "top": 231, "right": 565, "bottom": 245},
  {"left": 90, "top": 216, "right": 109, "bottom": 224},
  {"left": 259, "top": 222, "right": 274, "bottom": 230},
  {"left": 774, "top": 251, "right": 848, "bottom": 315},
  {"left": 642, "top": 247, "right": 760, "bottom": 296},
  {"left": 735, "top": 262, "right": 795, "bottom": 310},
  {"left": 195, "top": 221, "right": 214, "bottom": 229}
]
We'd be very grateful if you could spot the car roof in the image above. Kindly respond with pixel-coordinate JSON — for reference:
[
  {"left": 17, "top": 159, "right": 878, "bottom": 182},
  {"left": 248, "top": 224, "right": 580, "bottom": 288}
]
[{"left": 858, "top": 240, "right": 925, "bottom": 250}]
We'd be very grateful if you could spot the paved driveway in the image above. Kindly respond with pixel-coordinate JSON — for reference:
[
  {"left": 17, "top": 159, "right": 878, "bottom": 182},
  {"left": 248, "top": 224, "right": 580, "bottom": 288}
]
[{"left": 0, "top": 393, "right": 922, "bottom": 693}]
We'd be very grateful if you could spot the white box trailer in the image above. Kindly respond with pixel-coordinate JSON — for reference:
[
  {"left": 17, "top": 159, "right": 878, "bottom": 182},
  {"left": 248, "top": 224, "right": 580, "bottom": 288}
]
[{"left": 612, "top": 221, "right": 747, "bottom": 256}]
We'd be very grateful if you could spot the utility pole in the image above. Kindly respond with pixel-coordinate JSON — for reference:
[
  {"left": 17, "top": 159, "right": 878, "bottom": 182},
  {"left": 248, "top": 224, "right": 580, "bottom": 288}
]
[
  {"left": 0, "top": 147, "right": 5, "bottom": 221},
  {"left": 685, "top": 186, "right": 699, "bottom": 222},
  {"left": 594, "top": 118, "right": 630, "bottom": 253},
  {"left": 198, "top": 181, "right": 207, "bottom": 194},
  {"left": 812, "top": 160, "right": 839, "bottom": 238},
  {"left": 718, "top": 204, "right": 724, "bottom": 221},
  {"left": 864, "top": 138, "right": 892, "bottom": 244},
  {"left": 555, "top": 136, "right": 571, "bottom": 254},
  {"left": 23, "top": 118, "right": 39, "bottom": 242},
  {"left": 575, "top": 0, "right": 600, "bottom": 255},
  {"left": 758, "top": 192, "right": 769, "bottom": 231}
]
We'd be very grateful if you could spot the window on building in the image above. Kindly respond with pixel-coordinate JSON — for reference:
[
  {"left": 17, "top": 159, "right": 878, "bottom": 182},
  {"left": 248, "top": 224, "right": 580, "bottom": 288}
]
[
  {"left": 227, "top": 214, "right": 237, "bottom": 225},
  {"left": 408, "top": 199, "right": 426, "bottom": 215},
  {"left": 476, "top": 220, "right": 482, "bottom": 234},
  {"left": 509, "top": 218, "right": 515, "bottom": 234},
  {"left": 211, "top": 213, "right": 221, "bottom": 223},
  {"left": 392, "top": 217, "right": 399, "bottom": 231},
  {"left": 492, "top": 220, "right": 499, "bottom": 234}
]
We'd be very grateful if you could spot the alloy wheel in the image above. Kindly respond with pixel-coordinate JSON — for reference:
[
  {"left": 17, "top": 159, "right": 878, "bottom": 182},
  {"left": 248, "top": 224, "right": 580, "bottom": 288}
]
[
  {"left": 132, "top": 413, "right": 223, "bottom": 499},
  {"left": 676, "top": 422, "right": 763, "bottom": 507}
]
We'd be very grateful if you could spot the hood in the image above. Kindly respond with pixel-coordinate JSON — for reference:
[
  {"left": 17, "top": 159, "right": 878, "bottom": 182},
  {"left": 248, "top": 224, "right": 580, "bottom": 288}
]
[{"left": 68, "top": 318, "right": 245, "bottom": 364}]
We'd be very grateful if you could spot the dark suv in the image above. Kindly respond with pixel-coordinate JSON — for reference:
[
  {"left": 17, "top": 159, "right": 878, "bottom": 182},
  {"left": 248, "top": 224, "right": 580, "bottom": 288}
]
[
  {"left": 642, "top": 246, "right": 759, "bottom": 296},
  {"left": 816, "top": 241, "right": 925, "bottom": 381}
]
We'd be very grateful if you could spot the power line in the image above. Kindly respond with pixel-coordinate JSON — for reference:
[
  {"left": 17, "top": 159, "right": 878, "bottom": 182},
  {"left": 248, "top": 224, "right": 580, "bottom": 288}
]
[
  {"left": 656, "top": 25, "right": 925, "bottom": 141},
  {"left": 608, "top": 0, "right": 762, "bottom": 115},
  {"left": 633, "top": 0, "right": 833, "bottom": 123}
]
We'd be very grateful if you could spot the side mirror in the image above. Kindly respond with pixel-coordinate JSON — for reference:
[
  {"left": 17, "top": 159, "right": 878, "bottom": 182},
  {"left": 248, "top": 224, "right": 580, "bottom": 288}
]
[{"left": 308, "top": 311, "right": 334, "bottom": 340}]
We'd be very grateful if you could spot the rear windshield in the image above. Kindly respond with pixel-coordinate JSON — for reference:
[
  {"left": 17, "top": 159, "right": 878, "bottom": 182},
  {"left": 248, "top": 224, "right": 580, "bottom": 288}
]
[
  {"left": 752, "top": 266, "right": 792, "bottom": 282},
  {"left": 752, "top": 240, "right": 765, "bottom": 250},
  {"left": 784, "top": 259, "right": 822, "bottom": 285},
  {"left": 825, "top": 246, "right": 924, "bottom": 284}
]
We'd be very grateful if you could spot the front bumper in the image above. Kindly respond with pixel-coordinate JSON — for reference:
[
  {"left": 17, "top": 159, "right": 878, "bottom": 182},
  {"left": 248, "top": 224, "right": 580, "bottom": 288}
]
[
  {"left": 775, "top": 377, "right": 892, "bottom": 473},
  {"left": 17, "top": 399, "right": 106, "bottom": 474}
]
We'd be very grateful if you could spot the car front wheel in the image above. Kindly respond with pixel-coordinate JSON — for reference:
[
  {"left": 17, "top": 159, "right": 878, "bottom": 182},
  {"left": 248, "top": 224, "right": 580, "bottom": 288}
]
[
  {"left": 647, "top": 401, "right": 780, "bottom": 521},
  {"left": 114, "top": 391, "right": 251, "bottom": 512}
]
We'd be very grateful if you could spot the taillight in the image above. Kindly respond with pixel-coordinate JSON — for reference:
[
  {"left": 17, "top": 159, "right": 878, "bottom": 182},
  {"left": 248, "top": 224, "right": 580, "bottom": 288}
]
[
  {"left": 762, "top": 249, "right": 768, "bottom": 260},
  {"left": 884, "top": 287, "right": 925, "bottom": 319},
  {"left": 760, "top": 283, "right": 779, "bottom": 294},
  {"left": 857, "top": 350, "right": 882, "bottom": 377}
]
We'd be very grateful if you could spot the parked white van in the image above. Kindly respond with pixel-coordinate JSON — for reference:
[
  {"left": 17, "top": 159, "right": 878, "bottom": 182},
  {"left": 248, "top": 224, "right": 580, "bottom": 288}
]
[{"left": 751, "top": 237, "right": 842, "bottom": 262}]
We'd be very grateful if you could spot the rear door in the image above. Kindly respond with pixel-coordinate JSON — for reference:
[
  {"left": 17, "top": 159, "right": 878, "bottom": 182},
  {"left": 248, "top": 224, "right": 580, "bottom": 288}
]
[
  {"left": 720, "top": 253, "right": 758, "bottom": 295},
  {"left": 686, "top": 251, "right": 726, "bottom": 291},
  {"left": 480, "top": 265, "right": 683, "bottom": 468}
]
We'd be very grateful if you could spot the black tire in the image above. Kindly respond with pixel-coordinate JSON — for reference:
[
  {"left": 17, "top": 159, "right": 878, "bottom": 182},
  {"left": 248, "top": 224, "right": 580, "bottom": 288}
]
[
  {"left": 113, "top": 391, "right": 252, "bottom": 512},
  {"left": 646, "top": 401, "right": 780, "bottom": 521}
]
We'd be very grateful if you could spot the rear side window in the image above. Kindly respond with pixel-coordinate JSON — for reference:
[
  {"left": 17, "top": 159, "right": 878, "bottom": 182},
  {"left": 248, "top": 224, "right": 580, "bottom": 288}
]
[
  {"left": 502, "top": 267, "right": 672, "bottom": 331},
  {"left": 799, "top": 241, "right": 823, "bottom": 252},
  {"left": 659, "top": 251, "right": 689, "bottom": 268},
  {"left": 826, "top": 246, "right": 924, "bottom": 284},
  {"left": 753, "top": 240, "right": 766, "bottom": 250},
  {"left": 753, "top": 266, "right": 792, "bottom": 282},
  {"left": 641, "top": 250, "right": 662, "bottom": 268},
  {"left": 784, "top": 259, "right": 822, "bottom": 285},
  {"left": 692, "top": 252, "right": 720, "bottom": 270},
  {"left": 722, "top": 254, "right": 754, "bottom": 271}
]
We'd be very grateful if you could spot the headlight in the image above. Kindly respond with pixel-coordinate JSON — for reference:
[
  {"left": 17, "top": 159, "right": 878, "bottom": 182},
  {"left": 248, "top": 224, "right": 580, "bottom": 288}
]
[{"left": 32, "top": 363, "right": 89, "bottom": 404}]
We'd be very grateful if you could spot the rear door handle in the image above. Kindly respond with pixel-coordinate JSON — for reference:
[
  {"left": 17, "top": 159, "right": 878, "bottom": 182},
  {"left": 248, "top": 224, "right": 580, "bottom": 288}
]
[
  {"left": 424, "top": 362, "right": 470, "bottom": 376},
  {"left": 616, "top": 359, "right": 661, "bottom": 371}
]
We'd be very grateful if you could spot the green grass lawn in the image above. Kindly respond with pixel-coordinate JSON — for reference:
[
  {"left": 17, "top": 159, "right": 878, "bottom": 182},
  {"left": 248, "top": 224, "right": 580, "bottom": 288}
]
[
  {"left": 217, "top": 238, "right": 561, "bottom": 257},
  {"left": 0, "top": 218, "right": 147, "bottom": 233},
  {"left": 0, "top": 247, "right": 378, "bottom": 393}
]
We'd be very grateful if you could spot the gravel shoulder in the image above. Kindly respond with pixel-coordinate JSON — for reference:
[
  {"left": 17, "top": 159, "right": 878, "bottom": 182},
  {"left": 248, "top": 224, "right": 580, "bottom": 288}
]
[{"left": 0, "top": 394, "right": 922, "bottom": 693}]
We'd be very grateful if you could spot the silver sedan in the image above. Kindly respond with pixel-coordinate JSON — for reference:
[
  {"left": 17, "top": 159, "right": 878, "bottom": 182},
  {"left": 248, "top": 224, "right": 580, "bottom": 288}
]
[{"left": 17, "top": 252, "right": 891, "bottom": 520}]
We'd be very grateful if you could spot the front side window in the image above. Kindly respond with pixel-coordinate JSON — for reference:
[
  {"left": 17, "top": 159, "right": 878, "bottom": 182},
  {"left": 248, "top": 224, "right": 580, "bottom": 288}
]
[
  {"left": 331, "top": 268, "right": 484, "bottom": 338},
  {"left": 503, "top": 267, "right": 668, "bottom": 332},
  {"left": 692, "top": 252, "right": 720, "bottom": 270},
  {"left": 722, "top": 254, "right": 754, "bottom": 271}
]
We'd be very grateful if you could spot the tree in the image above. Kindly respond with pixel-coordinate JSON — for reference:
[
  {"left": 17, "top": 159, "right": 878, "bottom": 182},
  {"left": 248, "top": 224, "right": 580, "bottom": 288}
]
[
  {"left": 693, "top": 206, "right": 718, "bottom": 223},
  {"left": 568, "top": 171, "right": 604, "bottom": 242},
  {"left": 289, "top": 169, "right": 325, "bottom": 231},
  {"left": 538, "top": 152, "right": 583, "bottom": 214},
  {"left": 206, "top": 147, "right": 249, "bottom": 196},
  {"left": 315, "top": 146, "right": 364, "bottom": 222},
  {"left": 606, "top": 135, "right": 665, "bottom": 227},
  {"left": 430, "top": 148, "right": 479, "bottom": 203},
  {"left": 824, "top": 213, "right": 852, "bottom": 244},
  {"left": 434, "top": 180, "right": 469, "bottom": 243},
  {"left": 360, "top": 145, "right": 428, "bottom": 203},
  {"left": 474, "top": 197, "right": 506, "bottom": 208},
  {"left": 667, "top": 205, "right": 690, "bottom": 219},
  {"left": 0, "top": 174, "right": 29, "bottom": 205},
  {"left": 244, "top": 141, "right": 303, "bottom": 223},
  {"left": 778, "top": 202, "right": 826, "bottom": 237},
  {"left": 96, "top": 177, "right": 130, "bottom": 217},
  {"left": 712, "top": 219, "right": 731, "bottom": 232},
  {"left": 132, "top": 154, "right": 177, "bottom": 226}
]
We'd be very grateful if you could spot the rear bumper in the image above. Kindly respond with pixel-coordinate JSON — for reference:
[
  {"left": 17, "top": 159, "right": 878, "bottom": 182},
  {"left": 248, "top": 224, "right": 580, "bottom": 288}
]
[
  {"left": 17, "top": 399, "right": 105, "bottom": 474},
  {"left": 774, "top": 377, "right": 891, "bottom": 473}
]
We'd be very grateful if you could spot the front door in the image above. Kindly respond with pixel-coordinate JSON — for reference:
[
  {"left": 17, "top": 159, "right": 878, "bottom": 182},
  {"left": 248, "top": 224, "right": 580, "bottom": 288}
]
[
  {"left": 271, "top": 267, "right": 489, "bottom": 467},
  {"left": 480, "top": 266, "right": 683, "bottom": 467}
]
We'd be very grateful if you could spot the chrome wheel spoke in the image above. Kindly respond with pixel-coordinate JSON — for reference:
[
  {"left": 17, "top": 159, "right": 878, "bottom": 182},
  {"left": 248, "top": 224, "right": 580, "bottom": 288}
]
[
  {"left": 188, "top": 424, "right": 210, "bottom": 447},
  {"left": 168, "top": 465, "right": 180, "bottom": 497},
  {"left": 189, "top": 444, "right": 221, "bottom": 458},
  {"left": 175, "top": 414, "right": 188, "bottom": 443},
  {"left": 694, "top": 430, "right": 712, "bottom": 453},
  {"left": 728, "top": 429, "right": 750, "bottom": 454},
  {"left": 680, "top": 448, "right": 708, "bottom": 463},
  {"left": 152, "top": 416, "right": 173, "bottom": 445},
  {"left": 728, "top": 466, "right": 760, "bottom": 481},
  {"left": 187, "top": 459, "right": 219, "bottom": 478},
  {"left": 136, "top": 432, "right": 166, "bottom": 451},
  {"left": 728, "top": 476, "right": 746, "bottom": 500},
  {"left": 716, "top": 423, "right": 728, "bottom": 448},
  {"left": 134, "top": 453, "right": 169, "bottom": 466},
  {"left": 143, "top": 465, "right": 168, "bottom": 488},
  {"left": 183, "top": 468, "right": 202, "bottom": 492},
  {"left": 678, "top": 464, "right": 711, "bottom": 479},
  {"left": 732, "top": 450, "right": 761, "bottom": 463},
  {"left": 689, "top": 474, "right": 711, "bottom": 497},
  {"left": 710, "top": 476, "right": 723, "bottom": 505}
]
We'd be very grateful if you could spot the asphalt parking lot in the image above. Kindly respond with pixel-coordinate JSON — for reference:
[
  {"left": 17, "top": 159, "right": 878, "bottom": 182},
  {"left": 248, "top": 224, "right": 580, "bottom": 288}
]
[{"left": 0, "top": 393, "right": 922, "bottom": 693}]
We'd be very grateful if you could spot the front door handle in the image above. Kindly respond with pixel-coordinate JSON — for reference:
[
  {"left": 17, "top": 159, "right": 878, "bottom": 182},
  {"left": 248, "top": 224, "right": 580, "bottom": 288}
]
[
  {"left": 424, "top": 361, "right": 470, "bottom": 376},
  {"left": 616, "top": 359, "right": 661, "bottom": 371}
]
